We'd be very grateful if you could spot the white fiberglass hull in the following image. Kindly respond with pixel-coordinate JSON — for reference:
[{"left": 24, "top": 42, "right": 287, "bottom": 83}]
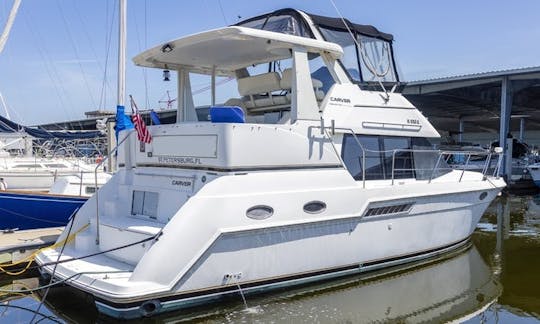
[
  {"left": 0, "top": 172, "right": 59, "bottom": 190},
  {"left": 37, "top": 169, "right": 504, "bottom": 319},
  {"left": 527, "top": 163, "right": 540, "bottom": 187}
]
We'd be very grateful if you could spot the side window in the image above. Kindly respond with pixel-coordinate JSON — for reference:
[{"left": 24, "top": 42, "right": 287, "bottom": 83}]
[
  {"left": 132, "top": 190, "right": 159, "bottom": 220},
  {"left": 342, "top": 134, "right": 416, "bottom": 181},
  {"left": 341, "top": 134, "right": 384, "bottom": 180},
  {"left": 319, "top": 28, "right": 361, "bottom": 82},
  {"left": 382, "top": 137, "right": 414, "bottom": 179},
  {"left": 342, "top": 135, "right": 363, "bottom": 180},
  {"left": 361, "top": 136, "right": 384, "bottom": 180},
  {"left": 309, "top": 54, "right": 335, "bottom": 94}
]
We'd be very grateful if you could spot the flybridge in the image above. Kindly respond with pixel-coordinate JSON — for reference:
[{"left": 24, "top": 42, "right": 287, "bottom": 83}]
[{"left": 235, "top": 8, "right": 400, "bottom": 86}]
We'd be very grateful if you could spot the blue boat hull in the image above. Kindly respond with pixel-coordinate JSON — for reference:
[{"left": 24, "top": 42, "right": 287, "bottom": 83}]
[{"left": 0, "top": 191, "right": 87, "bottom": 230}]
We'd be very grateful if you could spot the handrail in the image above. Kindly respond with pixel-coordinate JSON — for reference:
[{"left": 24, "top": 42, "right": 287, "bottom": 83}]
[
  {"left": 94, "top": 130, "right": 133, "bottom": 245},
  {"left": 390, "top": 149, "right": 502, "bottom": 184},
  {"left": 294, "top": 125, "right": 502, "bottom": 187},
  {"left": 79, "top": 170, "right": 83, "bottom": 196},
  {"left": 310, "top": 125, "right": 368, "bottom": 188}
]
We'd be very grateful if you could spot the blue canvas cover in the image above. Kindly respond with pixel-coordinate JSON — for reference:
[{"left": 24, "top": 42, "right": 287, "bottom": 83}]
[{"left": 0, "top": 115, "right": 102, "bottom": 139}]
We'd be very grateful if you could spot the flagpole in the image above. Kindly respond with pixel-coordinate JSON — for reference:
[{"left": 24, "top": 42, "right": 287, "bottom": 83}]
[{"left": 118, "top": 0, "right": 126, "bottom": 111}]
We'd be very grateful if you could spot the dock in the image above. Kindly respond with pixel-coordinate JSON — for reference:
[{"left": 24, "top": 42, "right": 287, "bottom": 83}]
[{"left": 0, "top": 227, "right": 62, "bottom": 266}]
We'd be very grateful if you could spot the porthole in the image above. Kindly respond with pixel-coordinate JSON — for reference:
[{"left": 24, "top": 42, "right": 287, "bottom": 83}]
[
  {"left": 479, "top": 192, "right": 488, "bottom": 200},
  {"left": 246, "top": 205, "right": 273, "bottom": 220},
  {"left": 303, "top": 201, "right": 326, "bottom": 214}
]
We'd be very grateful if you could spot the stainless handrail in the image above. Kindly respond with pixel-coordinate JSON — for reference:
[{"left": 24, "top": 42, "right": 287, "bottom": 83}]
[
  {"left": 390, "top": 149, "right": 502, "bottom": 183},
  {"left": 94, "top": 130, "right": 133, "bottom": 245},
  {"left": 309, "top": 125, "right": 368, "bottom": 188},
  {"left": 297, "top": 125, "right": 503, "bottom": 186},
  {"left": 79, "top": 170, "right": 83, "bottom": 196}
]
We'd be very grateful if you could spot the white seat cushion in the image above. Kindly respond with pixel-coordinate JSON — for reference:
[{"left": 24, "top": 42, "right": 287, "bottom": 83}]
[
  {"left": 244, "top": 95, "right": 289, "bottom": 108},
  {"left": 280, "top": 68, "right": 325, "bottom": 100},
  {"left": 238, "top": 72, "right": 281, "bottom": 96}
]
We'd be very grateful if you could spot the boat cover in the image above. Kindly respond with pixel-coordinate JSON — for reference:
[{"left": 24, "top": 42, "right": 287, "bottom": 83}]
[
  {"left": 0, "top": 115, "right": 102, "bottom": 139},
  {"left": 235, "top": 8, "right": 393, "bottom": 42}
]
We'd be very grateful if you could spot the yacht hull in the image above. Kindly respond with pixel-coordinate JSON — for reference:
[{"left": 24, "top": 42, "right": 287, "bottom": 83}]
[
  {"left": 94, "top": 237, "right": 472, "bottom": 319},
  {"left": 527, "top": 164, "right": 540, "bottom": 187},
  {"left": 0, "top": 191, "right": 86, "bottom": 230},
  {"left": 38, "top": 181, "right": 500, "bottom": 319}
]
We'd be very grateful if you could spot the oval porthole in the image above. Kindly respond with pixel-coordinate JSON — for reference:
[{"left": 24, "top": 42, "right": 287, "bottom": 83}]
[
  {"left": 246, "top": 205, "right": 273, "bottom": 220},
  {"left": 303, "top": 201, "right": 326, "bottom": 214},
  {"left": 479, "top": 192, "right": 488, "bottom": 200}
]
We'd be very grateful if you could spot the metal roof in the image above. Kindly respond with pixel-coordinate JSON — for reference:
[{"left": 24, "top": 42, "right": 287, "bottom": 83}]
[
  {"left": 406, "top": 66, "right": 540, "bottom": 86},
  {"left": 403, "top": 66, "right": 540, "bottom": 134}
]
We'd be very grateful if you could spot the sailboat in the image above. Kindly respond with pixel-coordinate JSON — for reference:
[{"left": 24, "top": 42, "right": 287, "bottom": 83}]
[{"left": 0, "top": 0, "right": 110, "bottom": 230}]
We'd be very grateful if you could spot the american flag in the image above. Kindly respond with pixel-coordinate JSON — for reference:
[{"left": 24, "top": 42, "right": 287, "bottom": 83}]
[{"left": 129, "top": 95, "right": 152, "bottom": 143}]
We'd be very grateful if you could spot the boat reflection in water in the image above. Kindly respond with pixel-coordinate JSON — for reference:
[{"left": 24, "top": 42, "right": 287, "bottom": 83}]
[
  {"left": 33, "top": 243, "right": 499, "bottom": 323},
  {"left": 0, "top": 275, "right": 59, "bottom": 323},
  {"left": 477, "top": 195, "right": 540, "bottom": 321}
]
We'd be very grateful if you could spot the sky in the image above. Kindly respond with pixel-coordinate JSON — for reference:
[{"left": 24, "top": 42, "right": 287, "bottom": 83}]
[{"left": 0, "top": 0, "right": 539, "bottom": 125}]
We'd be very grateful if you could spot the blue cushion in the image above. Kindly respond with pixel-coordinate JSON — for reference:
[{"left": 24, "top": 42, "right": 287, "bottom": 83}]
[{"left": 209, "top": 106, "right": 245, "bottom": 123}]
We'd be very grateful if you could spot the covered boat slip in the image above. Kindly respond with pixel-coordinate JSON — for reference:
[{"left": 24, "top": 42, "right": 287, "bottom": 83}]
[{"left": 403, "top": 66, "right": 540, "bottom": 182}]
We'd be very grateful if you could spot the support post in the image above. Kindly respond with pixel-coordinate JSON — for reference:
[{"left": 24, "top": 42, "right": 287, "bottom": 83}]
[
  {"left": 177, "top": 69, "right": 185, "bottom": 123},
  {"left": 519, "top": 118, "right": 525, "bottom": 142},
  {"left": 211, "top": 65, "right": 216, "bottom": 106},
  {"left": 176, "top": 68, "right": 196, "bottom": 122},
  {"left": 498, "top": 76, "right": 513, "bottom": 179},
  {"left": 106, "top": 120, "right": 116, "bottom": 172},
  {"left": 458, "top": 118, "right": 464, "bottom": 143},
  {"left": 291, "top": 47, "right": 320, "bottom": 123}
]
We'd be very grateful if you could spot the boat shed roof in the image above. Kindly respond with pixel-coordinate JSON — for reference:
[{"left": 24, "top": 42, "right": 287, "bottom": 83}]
[{"left": 403, "top": 66, "right": 540, "bottom": 133}]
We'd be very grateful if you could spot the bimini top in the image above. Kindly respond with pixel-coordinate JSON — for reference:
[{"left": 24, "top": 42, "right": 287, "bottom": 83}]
[
  {"left": 132, "top": 26, "right": 343, "bottom": 76},
  {"left": 236, "top": 8, "right": 393, "bottom": 42},
  {"left": 235, "top": 8, "right": 399, "bottom": 84}
]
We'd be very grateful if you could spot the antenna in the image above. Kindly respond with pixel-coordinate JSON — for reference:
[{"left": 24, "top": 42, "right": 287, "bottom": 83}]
[{"left": 158, "top": 91, "right": 177, "bottom": 110}]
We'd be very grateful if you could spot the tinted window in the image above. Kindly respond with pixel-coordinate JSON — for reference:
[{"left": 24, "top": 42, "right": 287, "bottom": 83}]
[
  {"left": 342, "top": 135, "right": 418, "bottom": 180},
  {"left": 85, "top": 186, "right": 97, "bottom": 194},
  {"left": 342, "top": 134, "right": 383, "bottom": 180},
  {"left": 319, "top": 28, "right": 361, "bottom": 82},
  {"left": 238, "top": 15, "right": 309, "bottom": 36},
  {"left": 342, "top": 135, "right": 363, "bottom": 180},
  {"left": 382, "top": 137, "right": 413, "bottom": 179},
  {"left": 361, "top": 136, "right": 384, "bottom": 180},
  {"left": 132, "top": 190, "right": 159, "bottom": 220}
]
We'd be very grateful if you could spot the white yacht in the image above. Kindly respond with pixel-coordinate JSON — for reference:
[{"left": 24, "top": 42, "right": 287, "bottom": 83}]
[
  {"left": 36, "top": 9, "right": 506, "bottom": 319},
  {"left": 526, "top": 162, "right": 540, "bottom": 187},
  {"left": 0, "top": 154, "right": 96, "bottom": 191}
]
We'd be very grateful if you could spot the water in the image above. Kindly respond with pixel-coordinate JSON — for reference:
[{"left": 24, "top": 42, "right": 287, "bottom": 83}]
[{"left": 0, "top": 195, "right": 539, "bottom": 323}]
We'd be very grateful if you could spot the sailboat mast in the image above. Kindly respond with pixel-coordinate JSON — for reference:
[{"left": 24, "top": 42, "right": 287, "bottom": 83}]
[
  {"left": 0, "top": 0, "right": 22, "bottom": 55},
  {"left": 0, "top": 0, "right": 22, "bottom": 120}
]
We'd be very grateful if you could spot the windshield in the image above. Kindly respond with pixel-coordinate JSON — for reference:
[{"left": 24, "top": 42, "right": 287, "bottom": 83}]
[
  {"left": 237, "top": 14, "right": 310, "bottom": 37},
  {"left": 319, "top": 26, "right": 398, "bottom": 84},
  {"left": 236, "top": 10, "right": 399, "bottom": 85},
  {"left": 358, "top": 35, "right": 397, "bottom": 83}
]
